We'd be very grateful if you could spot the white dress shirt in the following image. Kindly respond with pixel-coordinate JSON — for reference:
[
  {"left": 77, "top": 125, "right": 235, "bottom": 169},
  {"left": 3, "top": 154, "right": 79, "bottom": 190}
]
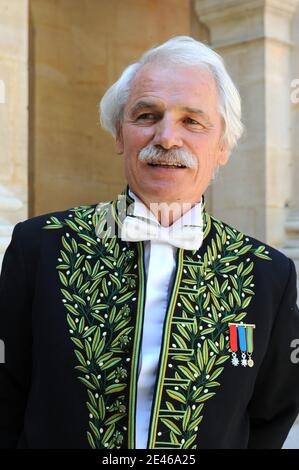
[{"left": 127, "top": 189, "right": 203, "bottom": 449}]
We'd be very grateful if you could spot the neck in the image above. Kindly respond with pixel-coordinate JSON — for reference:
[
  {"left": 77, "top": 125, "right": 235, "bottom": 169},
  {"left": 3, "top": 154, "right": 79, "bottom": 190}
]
[{"left": 129, "top": 191, "right": 201, "bottom": 227}]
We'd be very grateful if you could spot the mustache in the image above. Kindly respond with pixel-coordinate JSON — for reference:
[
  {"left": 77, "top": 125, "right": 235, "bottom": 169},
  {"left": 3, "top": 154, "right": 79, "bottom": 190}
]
[{"left": 138, "top": 145, "right": 197, "bottom": 169}]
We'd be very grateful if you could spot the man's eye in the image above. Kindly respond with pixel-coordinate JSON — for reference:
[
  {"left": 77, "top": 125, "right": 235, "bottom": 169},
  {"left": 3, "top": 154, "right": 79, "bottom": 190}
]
[
  {"left": 137, "top": 113, "right": 156, "bottom": 120},
  {"left": 185, "top": 117, "right": 202, "bottom": 126}
]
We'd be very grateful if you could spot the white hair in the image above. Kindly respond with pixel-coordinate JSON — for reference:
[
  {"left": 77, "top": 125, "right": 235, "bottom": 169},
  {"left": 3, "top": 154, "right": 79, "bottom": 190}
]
[{"left": 99, "top": 36, "right": 244, "bottom": 154}]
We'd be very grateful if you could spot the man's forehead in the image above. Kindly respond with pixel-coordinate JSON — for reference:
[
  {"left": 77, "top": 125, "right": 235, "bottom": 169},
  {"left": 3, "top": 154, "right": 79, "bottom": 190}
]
[
  {"left": 131, "top": 62, "right": 215, "bottom": 85},
  {"left": 126, "top": 63, "right": 218, "bottom": 113}
]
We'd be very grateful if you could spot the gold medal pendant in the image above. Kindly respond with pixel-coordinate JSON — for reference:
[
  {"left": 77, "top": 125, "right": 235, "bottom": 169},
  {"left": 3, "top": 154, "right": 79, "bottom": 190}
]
[
  {"left": 246, "top": 326, "right": 255, "bottom": 368},
  {"left": 247, "top": 353, "right": 254, "bottom": 367}
]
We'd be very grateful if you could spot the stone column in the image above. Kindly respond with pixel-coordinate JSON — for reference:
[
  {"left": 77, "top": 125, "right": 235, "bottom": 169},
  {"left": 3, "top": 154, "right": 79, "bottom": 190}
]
[
  {"left": 290, "top": 5, "right": 299, "bottom": 212},
  {"left": 0, "top": 0, "right": 28, "bottom": 267},
  {"left": 194, "top": 0, "right": 299, "bottom": 249}
]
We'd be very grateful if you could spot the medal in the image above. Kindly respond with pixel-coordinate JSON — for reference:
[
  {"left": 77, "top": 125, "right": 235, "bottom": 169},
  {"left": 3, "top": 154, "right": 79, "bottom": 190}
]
[
  {"left": 246, "top": 325, "right": 254, "bottom": 367},
  {"left": 229, "top": 324, "right": 239, "bottom": 366},
  {"left": 229, "top": 322, "right": 256, "bottom": 368},
  {"left": 247, "top": 357, "right": 254, "bottom": 368},
  {"left": 238, "top": 326, "right": 247, "bottom": 367}
]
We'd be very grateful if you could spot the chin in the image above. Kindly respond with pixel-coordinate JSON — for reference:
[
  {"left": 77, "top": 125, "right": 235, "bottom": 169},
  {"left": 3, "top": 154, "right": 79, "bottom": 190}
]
[{"left": 144, "top": 184, "right": 180, "bottom": 202}]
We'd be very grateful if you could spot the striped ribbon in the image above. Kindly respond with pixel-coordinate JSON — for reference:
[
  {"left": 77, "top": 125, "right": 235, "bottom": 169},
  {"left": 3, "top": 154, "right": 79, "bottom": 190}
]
[{"left": 229, "top": 323, "right": 255, "bottom": 354}]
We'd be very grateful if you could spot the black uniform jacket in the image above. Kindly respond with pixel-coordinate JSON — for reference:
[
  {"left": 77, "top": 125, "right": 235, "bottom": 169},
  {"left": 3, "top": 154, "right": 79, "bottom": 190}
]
[{"left": 1, "top": 187, "right": 299, "bottom": 449}]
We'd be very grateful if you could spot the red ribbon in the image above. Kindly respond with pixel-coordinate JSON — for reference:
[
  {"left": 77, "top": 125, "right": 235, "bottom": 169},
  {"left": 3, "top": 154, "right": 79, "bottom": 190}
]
[{"left": 229, "top": 324, "right": 238, "bottom": 352}]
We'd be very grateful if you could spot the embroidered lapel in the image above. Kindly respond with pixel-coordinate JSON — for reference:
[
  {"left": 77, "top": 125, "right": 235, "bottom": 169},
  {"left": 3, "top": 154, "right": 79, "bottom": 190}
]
[
  {"left": 43, "top": 186, "right": 272, "bottom": 449},
  {"left": 147, "top": 208, "right": 271, "bottom": 448}
]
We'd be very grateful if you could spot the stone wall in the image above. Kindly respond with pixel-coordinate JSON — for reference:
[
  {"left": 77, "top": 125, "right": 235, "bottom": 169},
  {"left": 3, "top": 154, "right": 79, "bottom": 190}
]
[
  {"left": 0, "top": 0, "right": 28, "bottom": 265},
  {"left": 28, "top": 0, "right": 191, "bottom": 216}
]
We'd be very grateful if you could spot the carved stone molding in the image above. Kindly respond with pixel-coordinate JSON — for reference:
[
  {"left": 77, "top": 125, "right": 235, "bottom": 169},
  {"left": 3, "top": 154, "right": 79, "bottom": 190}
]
[
  {"left": 194, "top": 0, "right": 299, "bottom": 47},
  {"left": 195, "top": 0, "right": 299, "bottom": 23}
]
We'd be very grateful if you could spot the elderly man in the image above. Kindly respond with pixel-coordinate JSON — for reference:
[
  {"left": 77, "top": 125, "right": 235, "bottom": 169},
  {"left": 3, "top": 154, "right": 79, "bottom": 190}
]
[{"left": 0, "top": 36, "right": 299, "bottom": 450}]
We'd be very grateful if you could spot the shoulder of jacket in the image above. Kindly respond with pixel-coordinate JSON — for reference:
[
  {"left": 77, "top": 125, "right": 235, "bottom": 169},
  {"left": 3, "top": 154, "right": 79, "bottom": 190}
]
[
  {"left": 208, "top": 213, "right": 291, "bottom": 270},
  {"left": 17, "top": 203, "right": 99, "bottom": 234},
  {"left": 10, "top": 203, "right": 99, "bottom": 258}
]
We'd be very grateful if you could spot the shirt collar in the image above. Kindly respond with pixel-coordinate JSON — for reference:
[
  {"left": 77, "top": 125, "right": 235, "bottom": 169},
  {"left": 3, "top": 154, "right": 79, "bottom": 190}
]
[{"left": 128, "top": 188, "right": 203, "bottom": 230}]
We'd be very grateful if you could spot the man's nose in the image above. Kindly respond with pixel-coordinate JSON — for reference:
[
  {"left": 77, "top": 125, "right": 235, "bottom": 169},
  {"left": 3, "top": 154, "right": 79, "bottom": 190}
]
[{"left": 152, "top": 116, "right": 183, "bottom": 149}]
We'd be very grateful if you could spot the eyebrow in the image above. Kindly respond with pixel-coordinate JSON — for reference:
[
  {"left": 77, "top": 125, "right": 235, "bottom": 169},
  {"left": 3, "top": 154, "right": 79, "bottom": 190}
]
[
  {"left": 129, "top": 101, "right": 213, "bottom": 126},
  {"left": 181, "top": 107, "right": 213, "bottom": 126},
  {"left": 129, "top": 101, "right": 160, "bottom": 116}
]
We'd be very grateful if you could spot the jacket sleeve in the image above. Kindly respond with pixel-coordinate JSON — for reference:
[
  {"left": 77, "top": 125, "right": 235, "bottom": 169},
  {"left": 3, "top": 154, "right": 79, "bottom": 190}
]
[
  {"left": 0, "top": 222, "right": 32, "bottom": 448},
  {"left": 247, "top": 257, "right": 299, "bottom": 448}
]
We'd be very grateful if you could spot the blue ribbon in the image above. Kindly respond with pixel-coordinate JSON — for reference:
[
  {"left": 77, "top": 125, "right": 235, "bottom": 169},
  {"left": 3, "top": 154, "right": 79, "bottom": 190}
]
[{"left": 238, "top": 326, "right": 247, "bottom": 352}]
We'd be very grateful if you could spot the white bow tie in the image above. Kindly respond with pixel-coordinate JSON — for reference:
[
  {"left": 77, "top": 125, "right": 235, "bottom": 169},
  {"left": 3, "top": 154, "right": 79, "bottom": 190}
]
[{"left": 121, "top": 215, "right": 203, "bottom": 251}]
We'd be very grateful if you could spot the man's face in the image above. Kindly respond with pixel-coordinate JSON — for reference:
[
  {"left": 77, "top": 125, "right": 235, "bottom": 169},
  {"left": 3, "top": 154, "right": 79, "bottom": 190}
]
[{"left": 116, "top": 62, "right": 229, "bottom": 205}]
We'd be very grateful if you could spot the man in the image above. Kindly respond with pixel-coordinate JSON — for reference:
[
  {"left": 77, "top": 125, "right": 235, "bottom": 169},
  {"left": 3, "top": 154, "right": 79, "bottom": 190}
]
[{"left": 0, "top": 36, "right": 299, "bottom": 449}]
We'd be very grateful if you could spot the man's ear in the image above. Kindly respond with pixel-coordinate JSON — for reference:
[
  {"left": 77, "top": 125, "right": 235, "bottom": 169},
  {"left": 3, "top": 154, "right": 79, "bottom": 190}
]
[
  {"left": 115, "top": 125, "right": 124, "bottom": 155},
  {"left": 217, "top": 142, "right": 229, "bottom": 166}
]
